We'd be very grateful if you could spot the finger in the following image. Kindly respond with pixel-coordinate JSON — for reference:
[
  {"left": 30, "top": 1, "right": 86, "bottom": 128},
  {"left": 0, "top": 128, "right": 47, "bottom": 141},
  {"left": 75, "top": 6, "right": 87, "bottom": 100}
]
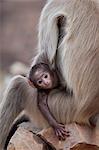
[
  {"left": 66, "top": 131, "right": 70, "bottom": 134},
  {"left": 55, "top": 129, "right": 62, "bottom": 138},
  {"left": 62, "top": 130, "right": 70, "bottom": 137},
  {"left": 59, "top": 127, "right": 70, "bottom": 135},
  {"left": 57, "top": 129, "right": 66, "bottom": 140},
  {"left": 60, "top": 129, "right": 68, "bottom": 135},
  {"left": 58, "top": 127, "right": 70, "bottom": 137},
  {"left": 59, "top": 127, "right": 67, "bottom": 134},
  {"left": 59, "top": 134, "right": 66, "bottom": 141},
  {"left": 55, "top": 129, "right": 59, "bottom": 137}
]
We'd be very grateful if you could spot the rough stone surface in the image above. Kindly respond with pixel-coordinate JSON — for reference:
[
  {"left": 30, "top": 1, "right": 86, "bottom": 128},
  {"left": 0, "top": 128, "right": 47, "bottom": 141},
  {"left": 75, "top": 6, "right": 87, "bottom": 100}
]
[
  {"left": 70, "top": 143, "right": 99, "bottom": 150},
  {"left": 7, "top": 128, "right": 43, "bottom": 150},
  {"left": 7, "top": 123, "right": 99, "bottom": 150},
  {"left": 39, "top": 123, "right": 99, "bottom": 149}
]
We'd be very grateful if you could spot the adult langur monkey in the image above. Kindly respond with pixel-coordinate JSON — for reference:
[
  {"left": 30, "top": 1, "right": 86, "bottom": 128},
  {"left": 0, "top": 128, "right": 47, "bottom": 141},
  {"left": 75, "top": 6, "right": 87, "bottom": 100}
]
[{"left": 0, "top": 0, "right": 99, "bottom": 149}]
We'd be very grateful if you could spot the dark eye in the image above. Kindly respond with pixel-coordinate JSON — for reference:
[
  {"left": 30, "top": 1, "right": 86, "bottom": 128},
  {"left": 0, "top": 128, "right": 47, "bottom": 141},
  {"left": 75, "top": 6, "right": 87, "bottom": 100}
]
[
  {"left": 44, "top": 75, "right": 48, "bottom": 78},
  {"left": 38, "top": 80, "right": 42, "bottom": 84}
]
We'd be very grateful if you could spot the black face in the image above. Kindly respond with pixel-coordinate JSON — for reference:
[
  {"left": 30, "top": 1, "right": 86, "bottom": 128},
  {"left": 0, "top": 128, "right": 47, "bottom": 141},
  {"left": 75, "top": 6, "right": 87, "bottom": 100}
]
[
  {"left": 34, "top": 70, "right": 53, "bottom": 89},
  {"left": 29, "top": 63, "right": 59, "bottom": 90}
]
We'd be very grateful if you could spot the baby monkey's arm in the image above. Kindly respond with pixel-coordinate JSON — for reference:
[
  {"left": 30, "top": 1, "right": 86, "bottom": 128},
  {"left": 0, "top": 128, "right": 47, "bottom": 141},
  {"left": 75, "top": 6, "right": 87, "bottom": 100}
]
[{"left": 37, "top": 90, "right": 69, "bottom": 140}]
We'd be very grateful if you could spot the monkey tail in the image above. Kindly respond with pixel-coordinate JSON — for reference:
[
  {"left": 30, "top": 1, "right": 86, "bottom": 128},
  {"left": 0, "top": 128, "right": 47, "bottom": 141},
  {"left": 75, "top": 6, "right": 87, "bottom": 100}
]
[{"left": 4, "top": 114, "right": 30, "bottom": 150}]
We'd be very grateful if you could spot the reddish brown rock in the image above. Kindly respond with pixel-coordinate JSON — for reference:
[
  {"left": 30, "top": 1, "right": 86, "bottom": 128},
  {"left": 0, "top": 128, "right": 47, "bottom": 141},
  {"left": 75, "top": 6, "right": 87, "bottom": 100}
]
[
  {"left": 7, "top": 128, "right": 43, "bottom": 150},
  {"left": 70, "top": 143, "right": 99, "bottom": 150},
  {"left": 7, "top": 123, "right": 99, "bottom": 150},
  {"left": 39, "top": 123, "right": 99, "bottom": 149}
]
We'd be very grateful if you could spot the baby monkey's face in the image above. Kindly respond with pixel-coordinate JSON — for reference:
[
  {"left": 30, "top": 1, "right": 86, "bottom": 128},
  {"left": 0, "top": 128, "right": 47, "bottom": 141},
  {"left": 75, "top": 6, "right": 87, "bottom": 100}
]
[{"left": 34, "top": 69, "right": 53, "bottom": 89}]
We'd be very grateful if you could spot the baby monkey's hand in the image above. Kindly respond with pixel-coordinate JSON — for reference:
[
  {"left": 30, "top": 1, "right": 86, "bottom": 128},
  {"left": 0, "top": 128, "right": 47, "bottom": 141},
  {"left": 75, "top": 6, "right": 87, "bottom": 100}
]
[{"left": 53, "top": 123, "right": 70, "bottom": 140}]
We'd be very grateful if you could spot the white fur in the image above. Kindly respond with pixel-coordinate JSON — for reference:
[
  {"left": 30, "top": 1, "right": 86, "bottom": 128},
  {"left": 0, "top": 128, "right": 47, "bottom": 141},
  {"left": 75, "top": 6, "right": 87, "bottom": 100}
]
[{"left": 0, "top": 0, "right": 99, "bottom": 149}]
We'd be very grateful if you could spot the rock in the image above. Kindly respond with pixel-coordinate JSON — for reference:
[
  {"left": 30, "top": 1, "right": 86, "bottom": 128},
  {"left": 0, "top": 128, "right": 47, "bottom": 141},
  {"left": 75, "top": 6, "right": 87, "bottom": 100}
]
[
  {"left": 70, "top": 143, "right": 99, "bottom": 150},
  {"left": 7, "top": 128, "right": 43, "bottom": 150},
  {"left": 7, "top": 127, "right": 56, "bottom": 150},
  {"left": 7, "top": 123, "right": 99, "bottom": 150},
  {"left": 39, "top": 123, "right": 99, "bottom": 149},
  {"left": 7, "top": 143, "right": 15, "bottom": 150}
]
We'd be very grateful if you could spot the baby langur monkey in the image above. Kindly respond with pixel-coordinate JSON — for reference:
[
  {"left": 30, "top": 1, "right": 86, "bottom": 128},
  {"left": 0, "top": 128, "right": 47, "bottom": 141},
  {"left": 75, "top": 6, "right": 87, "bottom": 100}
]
[{"left": 28, "top": 63, "right": 69, "bottom": 140}]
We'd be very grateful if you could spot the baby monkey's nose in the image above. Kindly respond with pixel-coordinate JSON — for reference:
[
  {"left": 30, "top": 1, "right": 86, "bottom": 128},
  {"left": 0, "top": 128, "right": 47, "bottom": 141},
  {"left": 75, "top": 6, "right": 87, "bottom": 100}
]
[
  {"left": 44, "top": 80, "right": 50, "bottom": 85},
  {"left": 45, "top": 81, "right": 49, "bottom": 85}
]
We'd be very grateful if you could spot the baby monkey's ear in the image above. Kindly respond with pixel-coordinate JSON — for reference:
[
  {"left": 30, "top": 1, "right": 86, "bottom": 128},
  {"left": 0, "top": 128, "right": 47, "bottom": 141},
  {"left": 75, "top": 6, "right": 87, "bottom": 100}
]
[{"left": 28, "top": 79, "right": 35, "bottom": 88}]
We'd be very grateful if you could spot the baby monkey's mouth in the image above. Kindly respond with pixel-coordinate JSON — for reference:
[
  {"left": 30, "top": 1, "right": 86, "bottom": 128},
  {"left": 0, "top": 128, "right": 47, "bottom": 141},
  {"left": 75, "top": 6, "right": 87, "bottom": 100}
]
[{"left": 43, "top": 83, "right": 52, "bottom": 89}]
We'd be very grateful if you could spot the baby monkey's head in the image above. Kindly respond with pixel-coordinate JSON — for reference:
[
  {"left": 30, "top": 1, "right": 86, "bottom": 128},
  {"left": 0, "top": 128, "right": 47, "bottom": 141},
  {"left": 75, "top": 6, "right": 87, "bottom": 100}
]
[{"left": 28, "top": 63, "right": 59, "bottom": 90}]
